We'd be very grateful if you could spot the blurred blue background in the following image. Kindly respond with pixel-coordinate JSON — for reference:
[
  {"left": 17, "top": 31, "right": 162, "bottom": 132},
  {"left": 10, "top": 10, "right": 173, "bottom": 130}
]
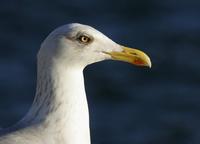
[{"left": 0, "top": 0, "right": 200, "bottom": 143}]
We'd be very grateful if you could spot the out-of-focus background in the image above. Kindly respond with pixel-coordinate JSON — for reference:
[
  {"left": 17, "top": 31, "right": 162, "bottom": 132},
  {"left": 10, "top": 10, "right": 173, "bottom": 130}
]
[{"left": 0, "top": 0, "right": 200, "bottom": 143}]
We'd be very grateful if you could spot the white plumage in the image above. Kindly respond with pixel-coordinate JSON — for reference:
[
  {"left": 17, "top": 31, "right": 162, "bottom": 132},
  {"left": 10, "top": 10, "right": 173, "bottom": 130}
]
[{"left": 0, "top": 23, "right": 151, "bottom": 144}]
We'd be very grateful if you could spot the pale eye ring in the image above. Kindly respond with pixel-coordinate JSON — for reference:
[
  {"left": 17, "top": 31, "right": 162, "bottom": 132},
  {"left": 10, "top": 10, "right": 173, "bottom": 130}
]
[{"left": 77, "top": 35, "right": 91, "bottom": 44}]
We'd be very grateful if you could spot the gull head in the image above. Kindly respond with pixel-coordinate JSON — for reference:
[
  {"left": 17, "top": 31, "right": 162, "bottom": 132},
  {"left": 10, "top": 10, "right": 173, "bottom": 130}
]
[{"left": 38, "top": 23, "right": 151, "bottom": 69}]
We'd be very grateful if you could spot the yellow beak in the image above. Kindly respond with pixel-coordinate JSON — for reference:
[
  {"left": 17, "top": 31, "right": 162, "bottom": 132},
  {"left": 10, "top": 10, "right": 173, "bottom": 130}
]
[{"left": 105, "top": 46, "right": 151, "bottom": 68}]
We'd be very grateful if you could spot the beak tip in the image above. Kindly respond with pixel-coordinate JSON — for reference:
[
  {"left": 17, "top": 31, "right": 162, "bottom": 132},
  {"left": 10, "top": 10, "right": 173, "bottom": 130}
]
[
  {"left": 145, "top": 57, "right": 152, "bottom": 68},
  {"left": 148, "top": 64, "right": 152, "bottom": 68},
  {"left": 148, "top": 61, "right": 152, "bottom": 68},
  {"left": 144, "top": 57, "right": 152, "bottom": 68}
]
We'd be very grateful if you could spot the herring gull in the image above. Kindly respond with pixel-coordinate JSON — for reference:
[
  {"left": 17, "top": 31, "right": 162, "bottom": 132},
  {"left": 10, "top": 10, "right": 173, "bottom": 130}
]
[{"left": 0, "top": 23, "right": 151, "bottom": 144}]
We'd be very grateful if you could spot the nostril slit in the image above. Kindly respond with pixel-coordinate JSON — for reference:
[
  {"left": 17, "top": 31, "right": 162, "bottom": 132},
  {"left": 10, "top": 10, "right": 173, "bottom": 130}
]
[{"left": 131, "top": 52, "right": 137, "bottom": 55}]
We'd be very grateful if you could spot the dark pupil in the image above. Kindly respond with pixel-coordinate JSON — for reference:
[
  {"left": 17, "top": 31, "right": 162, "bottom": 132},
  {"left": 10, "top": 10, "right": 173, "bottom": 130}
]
[
  {"left": 78, "top": 35, "right": 90, "bottom": 43},
  {"left": 82, "top": 36, "right": 89, "bottom": 42},
  {"left": 82, "top": 37, "right": 87, "bottom": 41}
]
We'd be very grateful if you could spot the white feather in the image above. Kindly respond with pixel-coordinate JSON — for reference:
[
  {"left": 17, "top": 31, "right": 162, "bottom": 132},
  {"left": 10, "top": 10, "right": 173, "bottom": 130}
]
[{"left": 0, "top": 23, "right": 123, "bottom": 144}]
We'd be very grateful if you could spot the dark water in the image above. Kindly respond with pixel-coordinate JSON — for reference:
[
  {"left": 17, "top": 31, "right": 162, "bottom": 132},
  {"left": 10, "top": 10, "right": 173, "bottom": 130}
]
[{"left": 0, "top": 0, "right": 200, "bottom": 143}]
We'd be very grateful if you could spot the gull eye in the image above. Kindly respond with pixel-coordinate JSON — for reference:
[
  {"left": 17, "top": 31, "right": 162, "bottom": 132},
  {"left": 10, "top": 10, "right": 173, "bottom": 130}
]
[{"left": 77, "top": 35, "right": 91, "bottom": 44}]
